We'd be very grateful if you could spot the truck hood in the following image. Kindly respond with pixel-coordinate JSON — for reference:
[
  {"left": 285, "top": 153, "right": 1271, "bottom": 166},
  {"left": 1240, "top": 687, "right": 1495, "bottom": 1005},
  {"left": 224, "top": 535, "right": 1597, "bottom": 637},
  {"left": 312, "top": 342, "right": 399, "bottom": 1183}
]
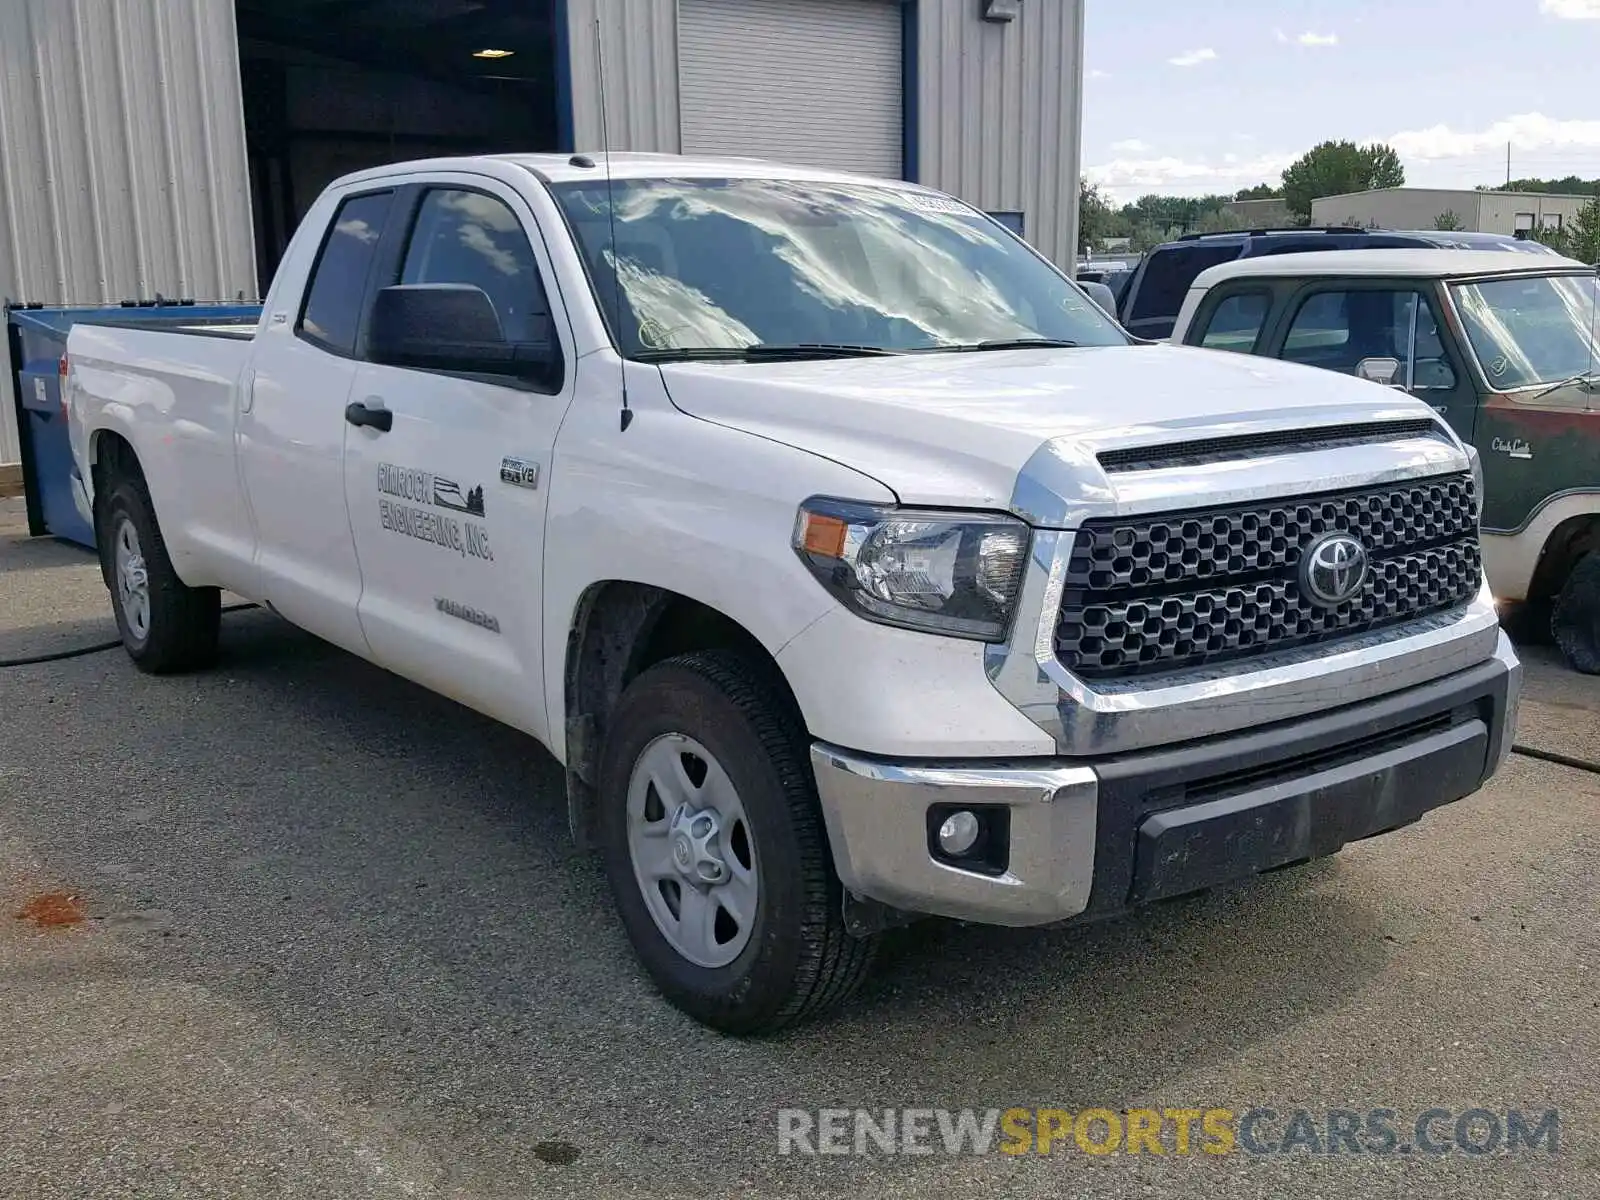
[{"left": 657, "top": 342, "right": 1460, "bottom": 522}]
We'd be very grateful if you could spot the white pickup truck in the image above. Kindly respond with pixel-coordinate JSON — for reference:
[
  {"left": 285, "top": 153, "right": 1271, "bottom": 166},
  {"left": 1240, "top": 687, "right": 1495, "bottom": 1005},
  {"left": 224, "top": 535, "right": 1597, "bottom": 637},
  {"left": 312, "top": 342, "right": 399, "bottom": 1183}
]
[{"left": 65, "top": 152, "right": 1521, "bottom": 1034}]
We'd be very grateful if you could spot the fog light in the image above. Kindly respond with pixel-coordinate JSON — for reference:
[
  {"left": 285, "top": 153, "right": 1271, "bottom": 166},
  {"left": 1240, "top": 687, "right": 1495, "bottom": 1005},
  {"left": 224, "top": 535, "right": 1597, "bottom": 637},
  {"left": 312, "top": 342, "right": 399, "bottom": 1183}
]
[{"left": 937, "top": 810, "right": 982, "bottom": 856}]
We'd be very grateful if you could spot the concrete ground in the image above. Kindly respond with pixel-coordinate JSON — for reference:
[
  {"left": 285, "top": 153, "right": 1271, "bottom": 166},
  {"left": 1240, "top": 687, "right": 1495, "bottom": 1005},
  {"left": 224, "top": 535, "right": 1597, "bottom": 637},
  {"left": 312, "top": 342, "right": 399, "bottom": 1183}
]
[{"left": 1, "top": 502, "right": 1596, "bottom": 1199}]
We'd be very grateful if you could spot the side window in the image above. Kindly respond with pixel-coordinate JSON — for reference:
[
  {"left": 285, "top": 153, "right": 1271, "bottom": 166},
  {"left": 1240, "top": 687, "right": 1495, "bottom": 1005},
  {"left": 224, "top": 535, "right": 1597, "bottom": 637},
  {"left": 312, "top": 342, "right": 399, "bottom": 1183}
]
[
  {"left": 298, "top": 190, "right": 394, "bottom": 356},
  {"left": 1281, "top": 288, "right": 1458, "bottom": 391},
  {"left": 1400, "top": 293, "right": 1458, "bottom": 391},
  {"left": 1282, "top": 291, "right": 1350, "bottom": 357},
  {"left": 399, "top": 189, "right": 551, "bottom": 343},
  {"left": 1196, "top": 291, "right": 1270, "bottom": 353}
]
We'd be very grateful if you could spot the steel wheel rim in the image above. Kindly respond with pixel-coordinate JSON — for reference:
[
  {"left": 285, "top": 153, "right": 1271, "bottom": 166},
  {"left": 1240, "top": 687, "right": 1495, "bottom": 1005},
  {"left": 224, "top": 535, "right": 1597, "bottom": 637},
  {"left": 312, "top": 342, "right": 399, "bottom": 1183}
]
[
  {"left": 626, "top": 732, "right": 759, "bottom": 969},
  {"left": 113, "top": 516, "right": 151, "bottom": 641}
]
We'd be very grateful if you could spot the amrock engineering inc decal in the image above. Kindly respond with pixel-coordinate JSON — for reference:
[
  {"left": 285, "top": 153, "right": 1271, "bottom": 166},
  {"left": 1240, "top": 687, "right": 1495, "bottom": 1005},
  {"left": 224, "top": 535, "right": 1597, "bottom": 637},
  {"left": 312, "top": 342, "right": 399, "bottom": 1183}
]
[{"left": 376, "top": 462, "right": 493, "bottom": 563}]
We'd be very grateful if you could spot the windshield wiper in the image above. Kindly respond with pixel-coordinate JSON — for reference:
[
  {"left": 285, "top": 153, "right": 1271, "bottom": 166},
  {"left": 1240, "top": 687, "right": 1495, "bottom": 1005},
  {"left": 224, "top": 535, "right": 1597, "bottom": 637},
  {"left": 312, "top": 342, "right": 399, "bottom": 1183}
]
[
  {"left": 633, "top": 343, "right": 899, "bottom": 363},
  {"left": 912, "top": 337, "right": 1082, "bottom": 353},
  {"left": 1530, "top": 369, "right": 1600, "bottom": 401}
]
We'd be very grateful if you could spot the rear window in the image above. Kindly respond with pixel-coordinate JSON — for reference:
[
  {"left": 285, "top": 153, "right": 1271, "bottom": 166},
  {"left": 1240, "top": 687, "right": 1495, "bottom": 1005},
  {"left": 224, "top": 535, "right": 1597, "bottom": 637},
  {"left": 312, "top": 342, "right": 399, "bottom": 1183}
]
[
  {"left": 1129, "top": 244, "right": 1243, "bottom": 320},
  {"left": 1196, "top": 291, "right": 1270, "bottom": 352},
  {"left": 298, "top": 190, "right": 394, "bottom": 355}
]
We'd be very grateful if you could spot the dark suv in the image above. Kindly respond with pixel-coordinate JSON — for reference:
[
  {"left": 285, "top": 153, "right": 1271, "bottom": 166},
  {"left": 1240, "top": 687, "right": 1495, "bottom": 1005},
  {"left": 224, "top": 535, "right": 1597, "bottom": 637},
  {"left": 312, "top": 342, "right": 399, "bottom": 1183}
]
[{"left": 1118, "top": 226, "right": 1559, "bottom": 340}]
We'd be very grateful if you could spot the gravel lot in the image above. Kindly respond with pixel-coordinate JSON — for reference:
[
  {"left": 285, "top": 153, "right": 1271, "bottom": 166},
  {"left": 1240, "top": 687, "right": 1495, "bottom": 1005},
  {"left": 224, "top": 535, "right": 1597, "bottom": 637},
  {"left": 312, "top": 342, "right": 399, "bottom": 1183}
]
[{"left": 1, "top": 504, "right": 1597, "bottom": 1199}]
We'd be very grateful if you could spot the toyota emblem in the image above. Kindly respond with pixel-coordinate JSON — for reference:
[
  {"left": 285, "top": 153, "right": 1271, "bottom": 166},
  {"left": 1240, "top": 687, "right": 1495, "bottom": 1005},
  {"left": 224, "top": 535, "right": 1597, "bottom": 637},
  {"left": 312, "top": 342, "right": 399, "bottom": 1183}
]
[{"left": 1301, "top": 532, "right": 1368, "bottom": 608}]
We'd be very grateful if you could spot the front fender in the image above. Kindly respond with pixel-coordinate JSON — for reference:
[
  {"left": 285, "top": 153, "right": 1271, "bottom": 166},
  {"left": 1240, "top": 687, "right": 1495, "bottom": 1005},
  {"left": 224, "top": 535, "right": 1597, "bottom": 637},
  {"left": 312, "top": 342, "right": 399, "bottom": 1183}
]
[{"left": 541, "top": 370, "right": 898, "bottom": 752}]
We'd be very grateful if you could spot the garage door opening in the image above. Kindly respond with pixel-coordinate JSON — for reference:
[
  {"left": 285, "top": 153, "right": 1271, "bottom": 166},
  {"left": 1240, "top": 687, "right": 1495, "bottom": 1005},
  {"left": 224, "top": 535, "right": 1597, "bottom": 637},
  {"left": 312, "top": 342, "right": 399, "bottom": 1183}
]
[{"left": 235, "top": 0, "right": 559, "bottom": 292}]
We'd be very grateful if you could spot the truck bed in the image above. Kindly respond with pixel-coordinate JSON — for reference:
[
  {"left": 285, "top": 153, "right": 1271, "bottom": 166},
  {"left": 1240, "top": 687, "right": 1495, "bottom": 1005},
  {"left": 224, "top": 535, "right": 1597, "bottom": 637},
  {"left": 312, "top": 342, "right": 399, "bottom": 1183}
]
[
  {"left": 6, "top": 301, "right": 261, "bottom": 546},
  {"left": 65, "top": 318, "right": 262, "bottom": 570}
]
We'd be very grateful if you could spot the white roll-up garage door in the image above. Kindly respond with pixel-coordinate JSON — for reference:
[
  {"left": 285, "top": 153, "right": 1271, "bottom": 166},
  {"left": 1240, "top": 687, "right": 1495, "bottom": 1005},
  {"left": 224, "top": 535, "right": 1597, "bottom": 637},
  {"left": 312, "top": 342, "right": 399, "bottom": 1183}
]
[{"left": 678, "top": 0, "right": 902, "bottom": 179}]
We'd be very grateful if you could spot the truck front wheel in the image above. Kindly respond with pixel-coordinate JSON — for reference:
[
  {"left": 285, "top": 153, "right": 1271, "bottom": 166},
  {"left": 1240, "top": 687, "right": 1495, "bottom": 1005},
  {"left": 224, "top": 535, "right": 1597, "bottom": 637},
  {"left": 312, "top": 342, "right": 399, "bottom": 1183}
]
[
  {"left": 1552, "top": 551, "right": 1600, "bottom": 674},
  {"left": 100, "top": 474, "right": 221, "bottom": 673},
  {"left": 596, "top": 649, "right": 877, "bottom": 1035}
]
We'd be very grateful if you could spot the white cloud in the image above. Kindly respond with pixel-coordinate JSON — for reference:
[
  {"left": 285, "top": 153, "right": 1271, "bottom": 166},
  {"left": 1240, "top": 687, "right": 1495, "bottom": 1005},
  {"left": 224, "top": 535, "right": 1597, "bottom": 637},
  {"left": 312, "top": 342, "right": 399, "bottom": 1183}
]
[
  {"left": 1540, "top": 0, "right": 1600, "bottom": 17},
  {"left": 1111, "top": 138, "right": 1151, "bottom": 153},
  {"left": 1084, "top": 152, "right": 1297, "bottom": 200},
  {"left": 1088, "top": 68, "right": 1112, "bottom": 79},
  {"left": 1084, "top": 110, "right": 1600, "bottom": 203},
  {"left": 1387, "top": 111, "right": 1600, "bottom": 160},
  {"left": 1168, "top": 47, "right": 1217, "bottom": 67},
  {"left": 1277, "top": 28, "right": 1338, "bottom": 45}
]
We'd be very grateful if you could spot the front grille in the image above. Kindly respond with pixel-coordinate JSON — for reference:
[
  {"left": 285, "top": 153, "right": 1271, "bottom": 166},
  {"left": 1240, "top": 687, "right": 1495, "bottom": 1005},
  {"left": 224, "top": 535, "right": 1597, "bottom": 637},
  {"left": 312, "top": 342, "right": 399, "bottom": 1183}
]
[{"left": 1055, "top": 472, "right": 1480, "bottom": 680}]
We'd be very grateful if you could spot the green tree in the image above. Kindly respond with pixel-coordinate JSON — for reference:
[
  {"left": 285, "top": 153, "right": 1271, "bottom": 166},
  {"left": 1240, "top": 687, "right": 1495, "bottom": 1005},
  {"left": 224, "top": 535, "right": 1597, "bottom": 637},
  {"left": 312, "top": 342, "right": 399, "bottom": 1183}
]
[
  {"left": 1280, "top": 140, "right": 1406, "bottom": 222},
  {"left": 1079, "top": 177, "right": 1117, "bottom": 252},
  {"left": 1529, "top": 222, "right": 1574, "bottom": 256},
  {"left": 1564, "top": 196, "right": 1600, "bottom": 263},
  {"left": 1125, "top": 222, "right": 1170, "bottom": 252},
  {"left": 1484, "top": 176, "right": 1600, "bottom": 197},
  {"left": 1115, "top": 193, "right": 1235, "bottom": 239},
  {"left": 1234, "top": 183, "right": 1282, "bottom": 200},
  {"left": 1194, "top": 207, "right": 1246, "bottom": 234},
  {"left": 1433, "top": 209, "right": 1465, "bottom": 231}
]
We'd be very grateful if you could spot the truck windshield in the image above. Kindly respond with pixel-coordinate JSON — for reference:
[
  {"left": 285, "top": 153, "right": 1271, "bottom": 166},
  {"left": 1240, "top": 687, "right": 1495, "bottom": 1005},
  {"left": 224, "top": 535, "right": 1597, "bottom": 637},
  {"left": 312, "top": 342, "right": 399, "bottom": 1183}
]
[
  {"left": 1449, "top": 271, "right": 1600, "bottom": 390},
  {"left": 546, "top": 176, "right": 1128, "bottom": 358}
]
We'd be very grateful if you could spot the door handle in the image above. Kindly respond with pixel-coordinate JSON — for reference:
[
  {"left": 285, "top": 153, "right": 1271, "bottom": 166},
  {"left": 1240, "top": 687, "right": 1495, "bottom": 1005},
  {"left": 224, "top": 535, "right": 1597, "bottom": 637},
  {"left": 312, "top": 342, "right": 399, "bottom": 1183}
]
[{"left": 345, "top": 400, "right": 392, "bottom": 432}]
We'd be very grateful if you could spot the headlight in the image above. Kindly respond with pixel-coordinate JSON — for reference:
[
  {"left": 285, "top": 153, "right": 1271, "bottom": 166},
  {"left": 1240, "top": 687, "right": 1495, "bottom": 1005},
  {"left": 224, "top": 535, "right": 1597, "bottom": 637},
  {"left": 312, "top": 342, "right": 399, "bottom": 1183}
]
[
  {"left": 1465, "top": 443, "right": 1484, "bottom": 511},
  {"left": 792, "top": 498, "right": 1031, "bottom": 641}
]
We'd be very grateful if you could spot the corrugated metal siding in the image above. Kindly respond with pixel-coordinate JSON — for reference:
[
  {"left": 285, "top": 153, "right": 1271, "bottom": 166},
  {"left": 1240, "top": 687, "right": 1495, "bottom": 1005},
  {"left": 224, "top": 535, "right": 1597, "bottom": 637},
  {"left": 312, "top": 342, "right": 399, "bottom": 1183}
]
[
  {"left": 1310, "top": 189, "right": 1476, "bottom": 230},
  {"left": 564, "top": 0, "right": 680, "bottom": 153},
  {"left": 0, "top": 0, "right": 257, "bottom": 464},
  {"left": 1476, "top": 193, "right": 1587, "bottom": 235},
  {"left": 914, "top": 0, "right": 1084, "bottom": 267},
  {"left": 564, "top": 0, "right": 1085, "bottom": 263},
  {"left": 678, "top": 0, "right": 901, "bottom": 179}
]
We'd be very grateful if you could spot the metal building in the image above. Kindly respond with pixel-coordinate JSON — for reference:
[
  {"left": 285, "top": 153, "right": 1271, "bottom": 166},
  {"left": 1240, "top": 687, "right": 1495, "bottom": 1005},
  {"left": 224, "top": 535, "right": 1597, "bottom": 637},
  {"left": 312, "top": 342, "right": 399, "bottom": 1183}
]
[
  {"left": 1311, "top": 187, "right": 1594, "bottom": 237},
  {"left": 565, "top": 0, "right": 1084, "bottom": 262},
  {"left": 3, "top": 0, "right": 1086, "bottom": 468}
]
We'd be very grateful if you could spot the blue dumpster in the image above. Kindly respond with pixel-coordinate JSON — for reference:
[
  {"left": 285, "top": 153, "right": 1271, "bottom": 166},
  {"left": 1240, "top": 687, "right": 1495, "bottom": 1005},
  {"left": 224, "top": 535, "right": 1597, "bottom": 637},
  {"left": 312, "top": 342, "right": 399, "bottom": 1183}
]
[{"left": 5, "top": 301, "right": 261, "bottom": 549}]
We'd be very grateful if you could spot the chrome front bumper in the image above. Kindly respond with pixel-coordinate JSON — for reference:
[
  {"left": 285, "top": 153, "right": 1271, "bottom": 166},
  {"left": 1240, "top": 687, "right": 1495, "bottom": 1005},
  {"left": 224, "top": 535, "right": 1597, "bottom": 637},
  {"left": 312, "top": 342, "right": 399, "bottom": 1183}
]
[
  {"left": 809, "top": 748, "right": 1099, "bottom": 926},
  {"left": 812, "top": 632, "right": 1520, "bottom": 928}
]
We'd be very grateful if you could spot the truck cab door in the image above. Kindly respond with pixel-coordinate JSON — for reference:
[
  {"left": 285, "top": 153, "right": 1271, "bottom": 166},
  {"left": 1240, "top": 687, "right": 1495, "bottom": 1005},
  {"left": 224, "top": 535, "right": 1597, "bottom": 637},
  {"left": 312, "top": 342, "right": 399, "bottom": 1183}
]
[
  {"left": 1264, "top": 279, "right": 1479, "bottom": 437},
  {"left": 237, "top": 185, "right": 401, "bottom": 657},
  {"left": 339, "top": 178, "right": 576, "bottom": 741},
  {"left": 1403, "top": 284, "right": 1481, "bottom": 440}
]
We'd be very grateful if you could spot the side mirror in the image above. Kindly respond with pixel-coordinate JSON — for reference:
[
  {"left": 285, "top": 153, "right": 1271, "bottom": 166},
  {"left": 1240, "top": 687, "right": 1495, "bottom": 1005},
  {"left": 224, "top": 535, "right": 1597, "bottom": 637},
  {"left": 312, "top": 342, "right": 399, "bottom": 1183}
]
[
  {"left": 1355, "top": 356, "right": 1402, "bottom": 387},
  {"left": 1080, "top": 280, "right": 1119, "bottom": 319},
  {"left": 368, "top": 284, "right": 560, "bottom": 387}
]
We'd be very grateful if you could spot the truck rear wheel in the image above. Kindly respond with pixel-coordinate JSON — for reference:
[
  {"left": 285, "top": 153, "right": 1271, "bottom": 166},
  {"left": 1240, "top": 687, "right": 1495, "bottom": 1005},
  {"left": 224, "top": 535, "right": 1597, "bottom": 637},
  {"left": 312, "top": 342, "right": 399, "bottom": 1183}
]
[
  {"left": 595, "top": 649, "right": 877, "bottom": 1035},
  {"left": 1552, "top": 551, "right": 1600, "bottom": 674},
  {"left": 100, "top": 474, "right": 221, "bottom": 673}
]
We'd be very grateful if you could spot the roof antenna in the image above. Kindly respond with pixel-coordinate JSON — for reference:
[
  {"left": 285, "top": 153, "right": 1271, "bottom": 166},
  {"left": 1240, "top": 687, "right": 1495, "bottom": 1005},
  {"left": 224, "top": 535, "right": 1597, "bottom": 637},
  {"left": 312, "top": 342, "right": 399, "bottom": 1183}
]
[{"left": 595, "top": 17, "right": 632, "bottom": 432}]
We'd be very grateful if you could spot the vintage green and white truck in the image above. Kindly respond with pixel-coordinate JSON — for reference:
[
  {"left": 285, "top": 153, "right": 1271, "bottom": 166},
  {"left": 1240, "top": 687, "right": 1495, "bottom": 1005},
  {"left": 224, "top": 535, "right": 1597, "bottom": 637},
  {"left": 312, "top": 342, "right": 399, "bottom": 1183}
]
[{"left": 1170, "top": 249, "right": 1600, "bottom": 671}]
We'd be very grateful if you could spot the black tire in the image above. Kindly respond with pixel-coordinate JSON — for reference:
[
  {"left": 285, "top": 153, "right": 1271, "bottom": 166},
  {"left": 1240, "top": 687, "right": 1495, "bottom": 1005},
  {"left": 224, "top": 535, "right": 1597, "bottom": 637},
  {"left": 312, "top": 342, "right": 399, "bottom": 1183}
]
[
  {"left": 1552, "top": 552, "right": 1600, "bottom": 674},
  {"left": 99, "top": 471, "right": 221, "bottom": 674},
  {"left": 1499, "top": 597, "right": 1553, "bottom": 647},
  {"left": 595, "top": 649, "right": 877, "bottom": 1035}
]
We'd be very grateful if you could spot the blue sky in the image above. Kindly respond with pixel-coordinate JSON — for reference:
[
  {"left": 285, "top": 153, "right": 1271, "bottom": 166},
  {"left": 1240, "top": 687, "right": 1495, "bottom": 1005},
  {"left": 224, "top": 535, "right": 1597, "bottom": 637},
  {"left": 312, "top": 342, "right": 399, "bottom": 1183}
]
[{"left": 1082, "top": 0, "right": 1600, "bottom": 201}]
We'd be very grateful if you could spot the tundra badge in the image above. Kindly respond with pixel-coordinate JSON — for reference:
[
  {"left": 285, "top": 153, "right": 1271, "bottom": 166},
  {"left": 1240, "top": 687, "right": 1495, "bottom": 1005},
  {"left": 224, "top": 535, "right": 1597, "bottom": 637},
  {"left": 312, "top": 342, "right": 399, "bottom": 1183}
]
[{"left": 500, "top": 457, "right": 539, "bottom": 489}]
